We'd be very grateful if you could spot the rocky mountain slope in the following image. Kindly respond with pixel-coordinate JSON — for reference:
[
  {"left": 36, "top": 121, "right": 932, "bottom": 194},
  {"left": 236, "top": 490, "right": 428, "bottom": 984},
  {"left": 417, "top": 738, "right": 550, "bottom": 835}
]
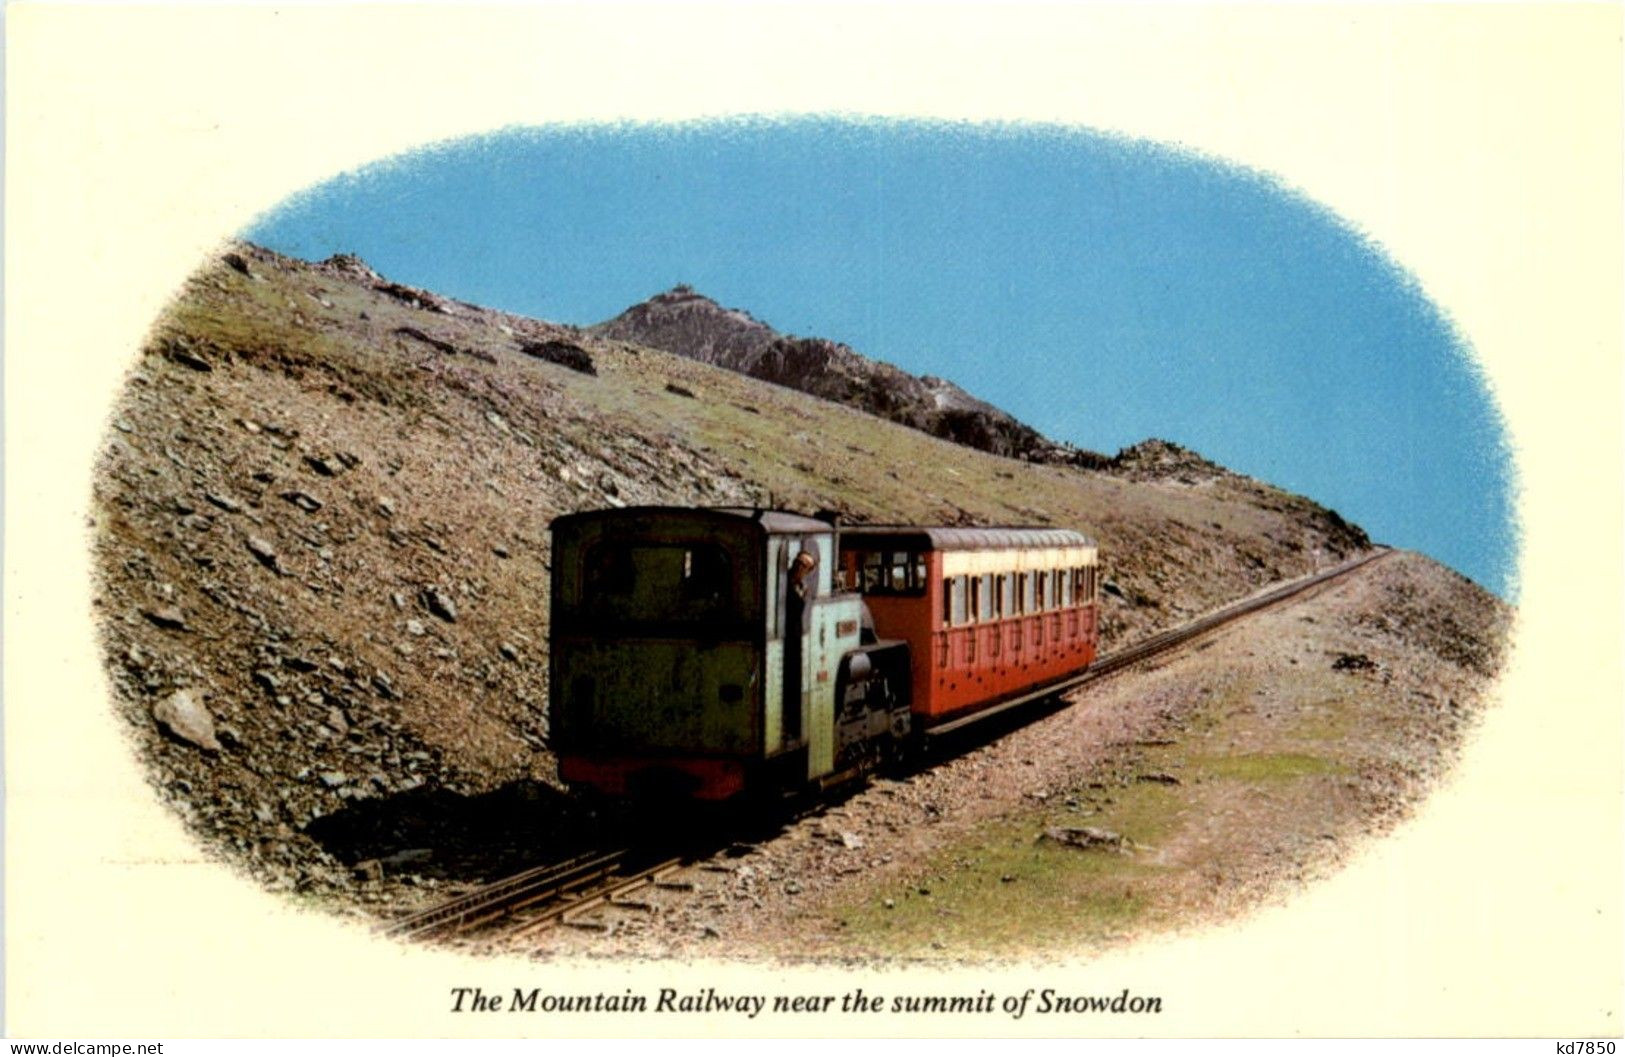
[
  {"left": 94, "top": 242, "right": 1412, "bottom": 910},
  {"left": 592, "top": 285, "right": 1107, "bottom": 465}
]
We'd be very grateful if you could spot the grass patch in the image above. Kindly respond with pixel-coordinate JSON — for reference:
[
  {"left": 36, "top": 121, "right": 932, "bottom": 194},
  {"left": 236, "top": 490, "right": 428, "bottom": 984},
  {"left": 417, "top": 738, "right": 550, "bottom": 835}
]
[
  {"left": 1194, "top": 752, "right": 1343, "bottom": 782},
  {"left": 826, "top": 781, "right": 1188, "bottom": 957}
]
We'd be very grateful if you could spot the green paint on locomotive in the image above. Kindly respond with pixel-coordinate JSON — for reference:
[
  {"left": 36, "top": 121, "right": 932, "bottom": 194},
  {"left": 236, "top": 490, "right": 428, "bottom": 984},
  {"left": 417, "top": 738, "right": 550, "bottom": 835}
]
[{"left": 549, "top": 507, "right": 859, "bottom": 784}]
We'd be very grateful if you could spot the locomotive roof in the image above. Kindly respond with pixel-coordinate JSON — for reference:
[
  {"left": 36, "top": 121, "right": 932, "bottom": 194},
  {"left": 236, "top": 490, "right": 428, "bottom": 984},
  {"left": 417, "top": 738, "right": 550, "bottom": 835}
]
[
  {"left": 838, "top": 524, "right": 1095, "bottom": 551},
  {"left": 551, "top": 505, "right": 834, "bottom": 536}
]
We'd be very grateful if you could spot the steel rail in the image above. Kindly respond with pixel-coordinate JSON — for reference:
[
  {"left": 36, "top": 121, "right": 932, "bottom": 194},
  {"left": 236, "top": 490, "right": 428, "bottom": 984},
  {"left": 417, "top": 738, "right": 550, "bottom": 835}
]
[
  {"left": 382, "top": 848, "right": 628, "bottom": 940},
  {"left": 502, "top": 857, "right": 685, "bottom": 941}
]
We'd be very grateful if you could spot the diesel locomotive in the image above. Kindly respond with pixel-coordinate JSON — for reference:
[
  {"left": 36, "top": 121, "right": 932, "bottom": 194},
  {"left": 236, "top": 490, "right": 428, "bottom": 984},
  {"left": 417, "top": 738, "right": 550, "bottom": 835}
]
[{"left": 548, "top": 506, "right": 1099, "bottom": 800}]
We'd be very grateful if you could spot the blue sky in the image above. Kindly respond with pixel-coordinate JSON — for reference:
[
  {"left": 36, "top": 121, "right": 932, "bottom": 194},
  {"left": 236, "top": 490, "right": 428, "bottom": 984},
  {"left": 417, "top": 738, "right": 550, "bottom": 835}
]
[{"left": 246, "top": 120, "right": 1516, "bottom": 596}]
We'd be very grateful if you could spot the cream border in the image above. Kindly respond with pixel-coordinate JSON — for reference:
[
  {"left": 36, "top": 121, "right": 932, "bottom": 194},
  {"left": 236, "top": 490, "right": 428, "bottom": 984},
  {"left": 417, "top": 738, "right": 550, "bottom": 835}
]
[{"left": 6, "top": 3, "right": 1620, "bottom": 1038}]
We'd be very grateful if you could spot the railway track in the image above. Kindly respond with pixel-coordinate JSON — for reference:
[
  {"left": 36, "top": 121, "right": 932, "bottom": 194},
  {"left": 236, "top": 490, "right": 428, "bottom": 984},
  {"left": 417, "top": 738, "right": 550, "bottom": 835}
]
[
  {"left": 381, "top": 849, "right": 685, "bottom": 943},
  {"left": 384, "top": 547, "right": 1390, "bottom": 945}
]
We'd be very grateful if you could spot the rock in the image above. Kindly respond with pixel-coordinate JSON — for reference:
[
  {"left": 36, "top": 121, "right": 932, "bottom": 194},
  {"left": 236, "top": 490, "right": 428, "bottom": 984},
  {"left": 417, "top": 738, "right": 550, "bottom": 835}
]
[
  {"left": 152, "top": 688, "right": 222, "bottom": 751},
  {"left": 353, "top": 859, "right": 384, "bottom": 883},
  {"left": 782, "top": 879, "right": 802, "bottom": 895},
  {"left": 1040, "top": 826, "right": 1123, "bottom": 850},
  {"left": 375, "top": 497, "right": 396, "bottom": 518},
  {"left": 498, "top": 643, "right": 519, "bottom": 662},
  {"left": 380, "top": 847, "right": 433, "bottom": 867},
  {"left": 421, "top": 586, "right": 458, "bottom": 623},
  {"left": 405, "top": 619, "right": 426, "bottom": 637},
  {"left": 222, "top": 252, "right": 254, "bottom": 277},
  {"left": 280, "top": 490, "right": 323, "bottom": 513},
  {"left": 1135, "top": 773, "right": 1181, "bottom": 785},
  {"left": 142, "top": 605, "right": 189, "bottom": 631},
  {"left": 162, "top": 338, "right": 215, "bottom": 372},
  {"left": 326, "top": 708, "right": 350, "bottom": 735},
  {"left": 371, "top": 672, "right": 397, "bottom": 698},
  {"left": 836, "top": 831, "right": 865, "bottom": 850},
  {"left": 492, "top": 544, "right": 510, "bottom": 559},
  {"left": 204, "top": 492, "right": 242, "bottom": 514},
  {"left": 665, "top": 382, "right": 696, "bottom": 398},
  {"left": 305, "top": 455, "right": 344, "bottom": 477},
  {"left": 394, "top": 325, "right": 459, "bottom": 356},
  {"left": 319, "top": 771, "right": 349, "bottom": 788},
  {"left": 246, "top": 536, "right": 280, "bottom": 572},
  {"left": 1333, "top": 652, "right": 1378, "bottom": 672},
  {"left": 517, "top": 338, "right": 596, "bottom": 375}
]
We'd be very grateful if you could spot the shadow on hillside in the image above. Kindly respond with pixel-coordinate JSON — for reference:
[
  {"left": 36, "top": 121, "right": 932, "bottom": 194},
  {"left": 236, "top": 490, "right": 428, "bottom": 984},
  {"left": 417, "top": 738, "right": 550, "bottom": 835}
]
[
  {"left": 302, "top": 779, "right": 609, "bottom": 884},
  {"left": 302, "top": 691, "right": 1080, "bottom": 885}
]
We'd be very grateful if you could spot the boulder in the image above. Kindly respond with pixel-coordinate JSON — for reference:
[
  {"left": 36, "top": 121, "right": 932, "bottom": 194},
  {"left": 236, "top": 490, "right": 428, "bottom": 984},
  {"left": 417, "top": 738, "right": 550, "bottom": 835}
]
[{"left": 152, "top": 688, "right": 222, "bottom": 751}]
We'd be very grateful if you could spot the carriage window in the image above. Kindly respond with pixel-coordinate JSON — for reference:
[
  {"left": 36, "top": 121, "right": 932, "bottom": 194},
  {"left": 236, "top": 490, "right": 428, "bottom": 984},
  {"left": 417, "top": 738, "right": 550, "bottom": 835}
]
[
  {"left": 1057, "top": 567, "right": 1072, "bottom": 607},
  {"left": 978, "top": 574, "right": 996, "bottom": 621},
  {"left": 943, "top": 576, "right": 970, "bottom": 626},
  {"left": 1036, "top": 571, "right": 1050, "bottom": 611},
  {"left": 968, "top": 576, "right": 981, "bottom": 623}
]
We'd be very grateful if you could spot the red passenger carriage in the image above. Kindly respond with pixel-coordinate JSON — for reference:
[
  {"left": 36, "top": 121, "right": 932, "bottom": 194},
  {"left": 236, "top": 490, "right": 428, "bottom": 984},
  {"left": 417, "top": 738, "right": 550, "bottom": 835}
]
[{"left": 838, "top": 526, "right": 1100, "bottom": 731}]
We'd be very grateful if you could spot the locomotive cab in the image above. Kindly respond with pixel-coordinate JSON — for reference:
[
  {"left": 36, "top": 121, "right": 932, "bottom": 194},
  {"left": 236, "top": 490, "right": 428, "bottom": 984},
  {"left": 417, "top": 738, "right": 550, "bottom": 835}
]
[{"left": 549, "top": 507, "right": 888, "bottom": 800}]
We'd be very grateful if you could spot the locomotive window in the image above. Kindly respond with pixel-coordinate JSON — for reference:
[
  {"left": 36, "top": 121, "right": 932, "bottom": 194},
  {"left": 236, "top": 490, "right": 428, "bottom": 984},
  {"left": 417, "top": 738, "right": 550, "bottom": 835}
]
[{"left": 581, "top": 542, "right": 736, "bottom": 624}]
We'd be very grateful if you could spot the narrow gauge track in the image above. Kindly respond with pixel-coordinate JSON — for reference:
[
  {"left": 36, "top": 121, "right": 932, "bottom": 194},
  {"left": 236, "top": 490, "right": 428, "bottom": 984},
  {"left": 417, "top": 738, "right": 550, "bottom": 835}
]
[
  {"left": 381, "top": 850, "right": 683, "bottom": 943},
  {"left": 384, "top": 547, "right": 1390, "bottom": 945}
]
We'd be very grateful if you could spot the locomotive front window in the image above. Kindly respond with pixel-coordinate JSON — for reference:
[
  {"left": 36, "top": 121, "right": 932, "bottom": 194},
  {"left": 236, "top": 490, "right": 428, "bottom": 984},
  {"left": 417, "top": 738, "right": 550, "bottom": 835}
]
[{"left": 580, "top": 541, "right": 738, "bottom": 625}]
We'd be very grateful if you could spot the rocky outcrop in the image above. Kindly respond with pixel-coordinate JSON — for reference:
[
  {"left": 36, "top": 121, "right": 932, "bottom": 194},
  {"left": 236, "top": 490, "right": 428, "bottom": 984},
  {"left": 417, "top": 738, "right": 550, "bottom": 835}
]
[{"left": 592, "top": 286, "right": 1106, "bottom": 465}]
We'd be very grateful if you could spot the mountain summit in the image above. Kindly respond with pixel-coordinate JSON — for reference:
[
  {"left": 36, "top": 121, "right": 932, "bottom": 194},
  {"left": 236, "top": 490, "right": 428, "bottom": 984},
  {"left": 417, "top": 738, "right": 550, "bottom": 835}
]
[{"left": 592, "top": 286, "right": 1107, "bottom": 466}]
